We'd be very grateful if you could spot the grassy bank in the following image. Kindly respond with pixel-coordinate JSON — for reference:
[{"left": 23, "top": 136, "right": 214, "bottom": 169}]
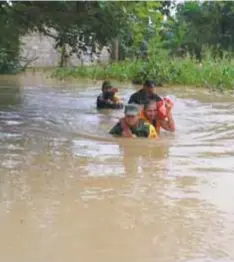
[{"left": 52, "top": 53, "right": 234, "bottom": 91}]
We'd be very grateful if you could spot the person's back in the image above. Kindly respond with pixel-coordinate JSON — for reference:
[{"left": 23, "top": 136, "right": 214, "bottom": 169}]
[{"left": 128, "top": 80, "right": 161, "bottom": 105}]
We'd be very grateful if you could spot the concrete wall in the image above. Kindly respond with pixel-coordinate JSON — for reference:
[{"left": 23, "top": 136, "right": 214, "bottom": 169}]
[{"left": 20, "top": 32, "right": 110, "bottom": 67}]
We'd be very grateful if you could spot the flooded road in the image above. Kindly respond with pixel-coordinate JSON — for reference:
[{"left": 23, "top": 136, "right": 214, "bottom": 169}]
[{"left": 0, "top": 72, "right": 234, "bottom": 262}]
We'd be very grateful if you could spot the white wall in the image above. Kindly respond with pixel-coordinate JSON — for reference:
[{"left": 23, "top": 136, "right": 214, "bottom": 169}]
[{"left": 20, "top": 32, "right": 110, "bottom": 67}]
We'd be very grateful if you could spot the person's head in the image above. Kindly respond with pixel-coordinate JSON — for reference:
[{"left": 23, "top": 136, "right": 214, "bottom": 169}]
[
  {"left": 102, "top": 81, "right": 112, "bottom": 92},
  {"left": 102, "top": 81, "right": 113, "bottom": 99},
  {"left": 143, "top": 100, "right": 157, "bottom": 121},
  {"left": 143, "top": 80, "right": 156, "bottom": 94},
  {"left": 124, "top": 103, "right": 139, "bottom": 127}
]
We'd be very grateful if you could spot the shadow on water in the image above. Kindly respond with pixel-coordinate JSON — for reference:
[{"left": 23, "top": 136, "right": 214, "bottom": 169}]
[
  {"left": 0, "top": 78, "right": 24, "bottom": 170},
  {"left": 0, "top": 78, "right": 22, "bottom": 109}
]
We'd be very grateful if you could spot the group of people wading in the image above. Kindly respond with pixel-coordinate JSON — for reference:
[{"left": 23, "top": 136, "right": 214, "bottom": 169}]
[{"left": 96, "top": 80, "right": 175, "bottom": 138}]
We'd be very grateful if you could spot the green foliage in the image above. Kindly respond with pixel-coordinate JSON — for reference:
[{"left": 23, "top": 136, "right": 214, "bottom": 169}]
[
  {"left": 52, "top": 60, "right": 142, "bottom": 82},
  {"left": 116, "top": 1, "right": 164, "bottom": 60},
  {"left": 2, "top": 0, "right": 234, "bottom": 84},
  {"left": 162, "top": 1, "right": 234, "bottom": 58},
  {"left": 0, "top": 2, "right": 21, "bottom": 73},
  {"left": 0, "top": 48, "right": 20, "bottom": 74},
  {"left": 0, "top": 1, "right": 166, "bottom": 68},
  {"left": 52, "top": 49, "right": 234, "bottom": 91}
]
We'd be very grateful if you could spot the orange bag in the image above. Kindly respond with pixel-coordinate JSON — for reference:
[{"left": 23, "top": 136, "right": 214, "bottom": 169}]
[
  {"left": 164, "top": 96, "right": 174, "bottom": 109},
  {"left": 156, "top": 97, "right": 174, "bottom": 120}
]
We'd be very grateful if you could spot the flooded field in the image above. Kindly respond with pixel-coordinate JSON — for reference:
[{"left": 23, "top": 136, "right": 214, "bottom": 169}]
[{"left": 0, "top": 72, "right": 234, "bottom": 262}]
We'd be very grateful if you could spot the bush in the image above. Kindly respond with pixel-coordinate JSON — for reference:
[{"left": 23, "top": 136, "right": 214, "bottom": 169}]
[
  {"left": 52, "top": 49, "right": 234, "bottom": 90},
  {"left": 0, "top": 48, "right": 21, "bottom": 74}
]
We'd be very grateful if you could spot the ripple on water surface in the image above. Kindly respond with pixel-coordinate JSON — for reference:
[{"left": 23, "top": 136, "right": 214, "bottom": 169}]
[{"left": 1, "top": 77, "right": 234, "bottom": 262}]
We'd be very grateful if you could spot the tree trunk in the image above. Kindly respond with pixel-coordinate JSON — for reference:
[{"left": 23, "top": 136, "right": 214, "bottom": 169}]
[
  {"left": 59, "top": 43, "right": 66, "bottom": 68},
  {"left": 110, "top": 38, "right": 119, "bottom": 62}
]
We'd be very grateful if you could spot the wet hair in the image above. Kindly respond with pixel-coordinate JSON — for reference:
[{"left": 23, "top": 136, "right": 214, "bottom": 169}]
[
  {"left": 143, "top": 99, "right": 156, "bottom": 110},
  {"left": 102, "top": 81, "right": 112, "bottom": 90},
  {"left": 143, "top": 80, "right": 155, "bottom": 88}
]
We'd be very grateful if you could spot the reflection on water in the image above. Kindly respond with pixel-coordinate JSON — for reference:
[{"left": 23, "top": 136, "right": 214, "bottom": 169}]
[
  {"left": 0, "top": 72, "right": 234, "bottom": 262},
  {"left": 0, "top": 77, "right": 22, "bottom": 109}
]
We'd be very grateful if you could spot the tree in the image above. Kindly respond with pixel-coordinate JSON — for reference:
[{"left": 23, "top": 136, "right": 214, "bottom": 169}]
[
  {"left": 163, "top": 1, "right": 234, "bottom": 59},
  {"left": 0, "top": 2, "right": 22, "bottom": 73}
]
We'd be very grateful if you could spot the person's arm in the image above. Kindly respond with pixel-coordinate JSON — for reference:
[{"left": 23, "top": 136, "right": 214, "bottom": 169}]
[
  {"left": 158, "top": 110, "right": 175, "bottom": 132},
  {"left": 97, "top": 95, "right": 113, "bottom": 109},
  {"left": 128, "top": 96, "right": 133, "bottom": 104},
  {"left": 153, "top": 93, "right": 162, "bottom": 102},
  {"left": 120, "top": 118, "right": 133, "bottom": 137},
  {"left": 99, "top": 94, "right": 115, "bottom": 105},
  {"left": 106, "top": 99, "right": 115, "bottom": 105}
]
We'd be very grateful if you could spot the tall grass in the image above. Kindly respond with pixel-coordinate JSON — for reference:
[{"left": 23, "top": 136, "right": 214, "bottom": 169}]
[
  {"left": 52, "top": 50, "right": 234, "bottom": 90},
  {"left": 52, "top": 60, "right": 143, "bottom": 82}
]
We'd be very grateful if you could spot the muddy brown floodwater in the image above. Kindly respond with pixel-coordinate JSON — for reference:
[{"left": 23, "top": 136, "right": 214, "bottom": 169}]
[{"left": 0, "top": 72, "right": 234, "bottom": 262}]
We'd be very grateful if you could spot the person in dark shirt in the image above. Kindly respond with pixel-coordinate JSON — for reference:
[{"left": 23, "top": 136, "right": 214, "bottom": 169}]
[
  {"left": 97, "top": 81, "right": 123, "bottom": 109},
  {"left": 128, "top": 80, "right": 162, "bottom": 105},
  {"left": 109, "top": 103, "right": 157, "bottom": 138}
]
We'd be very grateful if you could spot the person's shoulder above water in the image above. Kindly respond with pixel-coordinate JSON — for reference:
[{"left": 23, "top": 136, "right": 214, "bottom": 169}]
[
  {"left": 97, "top": 98, "right": 123, "bottom": 109},
  {"left": 144, "top": 79, "right": 162, "bottom": 101},
  {"left": 97, "top": 93, "right": 104, "bottom": 101},
  {"left": 128, "top": 79, "right": 162, "bottom": 104},
  {"left": 109, "top": 104, "right": 139, "bottom": 137},
  {"left": 128, "top": 89, "right": 145, "bottom": 104},
  {"left": 109, "top": 121, "right": 122, "bottom": 136},
  {"left": 146, "top": 122, "right": 158, "bottom": 138},
  {"left": 96, "top": 93, "right": 107, "bottom": 109},
  {"left": 150, "top": 92, "right": 161, "bottom": 102},
  {"left": 138, "top": 119, "right": 158, "bottom": 138}
]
